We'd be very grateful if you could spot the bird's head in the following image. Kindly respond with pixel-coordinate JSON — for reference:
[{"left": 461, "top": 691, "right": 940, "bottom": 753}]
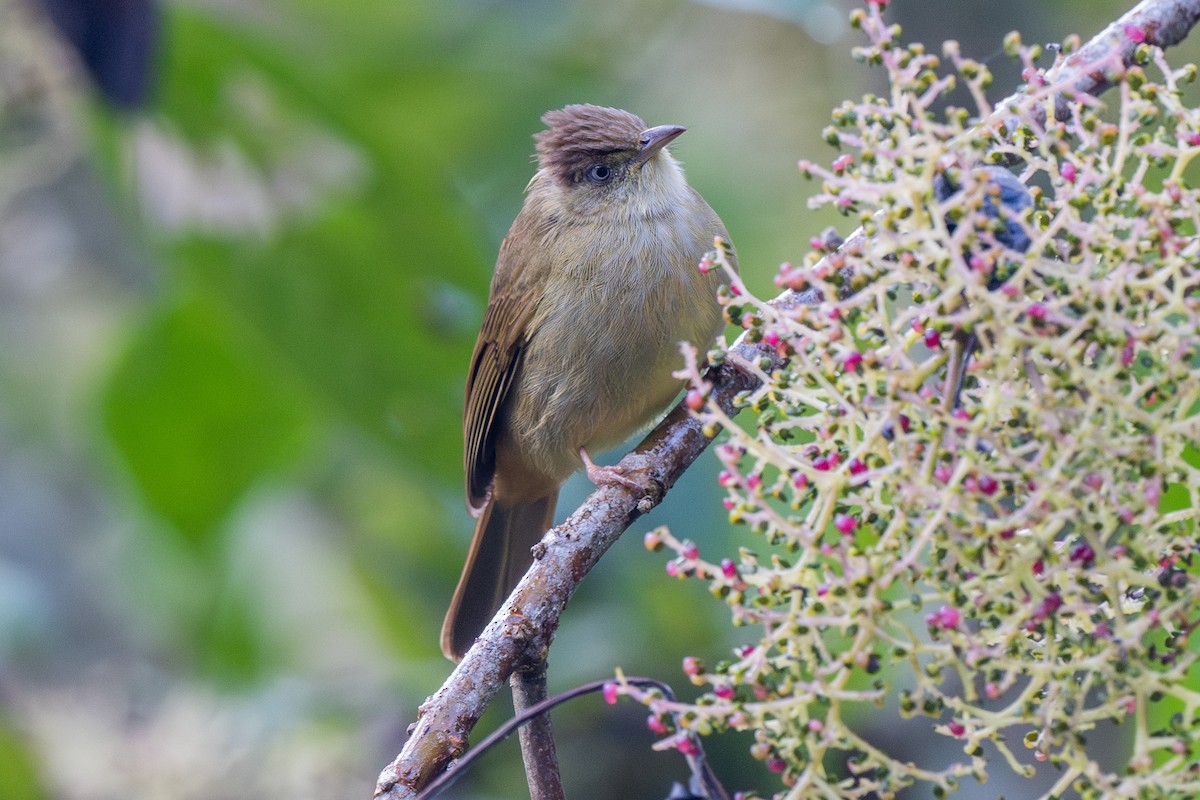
[{"left": 533, "top": 104, "right": 689, "bottom": 217}]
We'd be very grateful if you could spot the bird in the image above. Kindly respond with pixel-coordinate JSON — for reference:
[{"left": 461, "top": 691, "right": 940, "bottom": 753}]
[{"left": 441, "top": 104, "right": 736, "bottom": 660}]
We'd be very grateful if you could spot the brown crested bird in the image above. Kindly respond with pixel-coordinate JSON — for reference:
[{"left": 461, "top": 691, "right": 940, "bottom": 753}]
[{"left": 441, "top": 104, "right": 735, "bottom": 660}]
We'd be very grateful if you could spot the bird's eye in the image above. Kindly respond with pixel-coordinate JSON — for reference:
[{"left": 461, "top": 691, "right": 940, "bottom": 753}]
[{"left": 586, "top": 164, "right": 612, "bottom": 183}]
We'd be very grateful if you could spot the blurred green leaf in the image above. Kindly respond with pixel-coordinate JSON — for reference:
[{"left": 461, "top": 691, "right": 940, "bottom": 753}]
[
  {"left": 103, "top": 295, "right": 312, "bottom": 544},
  {"left": 201, "top": 589, "right": 275, "bottom": 685},
  {"left": 0, "top": 721, "right": 43, "bottom": 800}
]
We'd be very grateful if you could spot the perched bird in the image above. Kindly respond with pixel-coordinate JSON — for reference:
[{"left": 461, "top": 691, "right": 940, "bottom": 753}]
[{"left": 442, "top": 104, "right": 735, "bottom": 660}]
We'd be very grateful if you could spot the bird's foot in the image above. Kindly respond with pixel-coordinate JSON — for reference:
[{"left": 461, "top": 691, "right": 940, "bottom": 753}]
[{"left": 579, "top": 447, "right": 643, "bottom": 492}]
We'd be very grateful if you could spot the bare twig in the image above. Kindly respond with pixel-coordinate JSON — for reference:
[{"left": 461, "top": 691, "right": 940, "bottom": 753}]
[
  {"left": 410, "top": 677, "right": 721, "bottom": 800},
  {"left": 511, "top": 663, "right": 565, "bottom": 800},
  {"left": 374, "top": 1, "right": 1200, "bottom": 797}
]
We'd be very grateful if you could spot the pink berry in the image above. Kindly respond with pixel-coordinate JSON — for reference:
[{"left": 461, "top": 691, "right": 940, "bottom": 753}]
[
  {"left": 834, "top": 513, "right": 858, "bottom": 535},
  {"left": 927, "top": 605, "right": 961, "bottom": 629},
  {"left": 1070, "top": 543, "right": 1095, "bottom": 565}
]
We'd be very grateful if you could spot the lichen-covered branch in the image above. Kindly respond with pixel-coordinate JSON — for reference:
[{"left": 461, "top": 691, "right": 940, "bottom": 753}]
[{"left": 374, "top": 339, "right": 764, "bottom": 799}]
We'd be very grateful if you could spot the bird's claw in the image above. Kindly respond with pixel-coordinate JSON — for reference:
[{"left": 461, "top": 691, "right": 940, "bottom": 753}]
[{"left": 580, "top": 447, "right": 643, "bottom": 492}]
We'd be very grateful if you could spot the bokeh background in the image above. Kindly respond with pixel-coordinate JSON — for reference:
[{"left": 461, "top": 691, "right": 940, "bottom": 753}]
[{"left": 1, "top": 0, "right": 1194, "bottom": 798}]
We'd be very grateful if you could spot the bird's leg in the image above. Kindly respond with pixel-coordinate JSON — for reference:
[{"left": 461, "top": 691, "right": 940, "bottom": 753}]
[{"left": 579, "top": 447, "right": 642, "bottom": 492}]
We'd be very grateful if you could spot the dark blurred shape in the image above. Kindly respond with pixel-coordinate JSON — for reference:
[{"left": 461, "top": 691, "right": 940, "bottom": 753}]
[
  {"left": 39, "top": 0, "right": 159, "bottom": 109},
  {"left": 934, "top": 165, "right": 1033, "bottom": 291},
  {"left": 934, "top": 165, "right": 1033, "bottom": 257}
]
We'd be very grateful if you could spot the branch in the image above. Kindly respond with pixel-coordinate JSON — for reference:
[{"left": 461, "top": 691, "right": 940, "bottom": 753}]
[
  {"left": 1050, "top": 0, "right": 1200, "bottom": 120},
  {"left": 510, "top": 663, "right": 564, "bottom": 800},
  {"left": 375, "top": 344, "right": 773, "bottom": 799},
  {"left": 373, "top": 1, "right": 1200, "bottom": 796}
]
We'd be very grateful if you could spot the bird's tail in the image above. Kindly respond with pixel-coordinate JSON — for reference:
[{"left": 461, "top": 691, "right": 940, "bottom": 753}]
[{"left": 440, "top": 493, "right": 556, "bottom": 660}]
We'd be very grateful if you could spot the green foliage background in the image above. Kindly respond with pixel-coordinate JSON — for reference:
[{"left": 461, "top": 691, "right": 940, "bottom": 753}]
[{"left": 1, "top": 0, "right": 1191, "bottom": 797}]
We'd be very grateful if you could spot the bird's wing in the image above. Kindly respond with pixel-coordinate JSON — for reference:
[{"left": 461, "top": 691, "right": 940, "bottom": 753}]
[{"left": 463, "top": 222, "right": 545, "bottom": 513}]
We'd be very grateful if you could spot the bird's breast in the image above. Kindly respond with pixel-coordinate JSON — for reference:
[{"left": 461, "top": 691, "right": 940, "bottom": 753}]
[{"left": 502, "top": 211, "right": 724, "bottom": 479}]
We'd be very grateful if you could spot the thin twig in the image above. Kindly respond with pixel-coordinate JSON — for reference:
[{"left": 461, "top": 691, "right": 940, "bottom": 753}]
[
  {"left": 411, "top": 678, "right": 720, "bottom": 800},
  {"left": 511, "top": 663, "right": 565, "bottom": 800}
]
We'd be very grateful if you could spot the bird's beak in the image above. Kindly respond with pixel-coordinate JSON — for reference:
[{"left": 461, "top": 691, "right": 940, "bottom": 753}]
[{"left": 631, "top": 124, "right": 686, "bottom": 168}]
